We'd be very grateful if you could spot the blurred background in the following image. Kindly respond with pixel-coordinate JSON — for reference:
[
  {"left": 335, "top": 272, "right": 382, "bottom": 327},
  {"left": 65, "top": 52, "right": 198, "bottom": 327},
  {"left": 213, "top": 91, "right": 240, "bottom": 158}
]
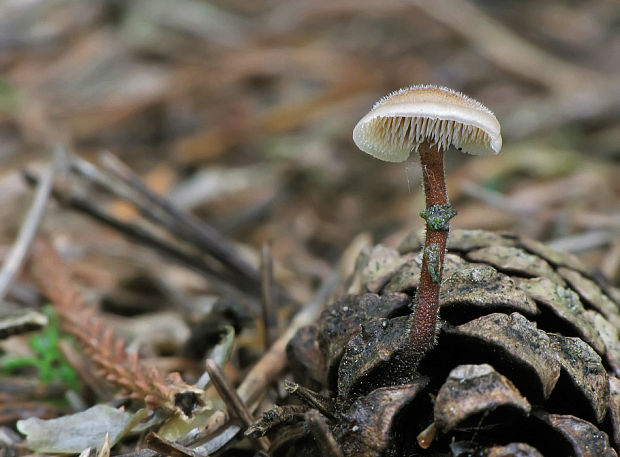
[{"left": 0, "top": 0, "right": 619, "bottom": 307}]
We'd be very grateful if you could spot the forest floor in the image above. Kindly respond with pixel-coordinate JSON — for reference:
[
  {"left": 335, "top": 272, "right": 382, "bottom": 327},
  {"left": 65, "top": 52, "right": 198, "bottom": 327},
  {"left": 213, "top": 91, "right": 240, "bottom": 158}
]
[{"left": 0, "top": 0, "right": 618, "bottom": 455}]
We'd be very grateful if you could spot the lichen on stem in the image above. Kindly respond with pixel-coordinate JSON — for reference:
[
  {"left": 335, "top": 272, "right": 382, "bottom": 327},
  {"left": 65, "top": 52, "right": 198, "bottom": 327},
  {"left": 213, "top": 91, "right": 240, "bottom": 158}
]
[{"left": 408, "top": 142, "right": 455, "bottom": 353}]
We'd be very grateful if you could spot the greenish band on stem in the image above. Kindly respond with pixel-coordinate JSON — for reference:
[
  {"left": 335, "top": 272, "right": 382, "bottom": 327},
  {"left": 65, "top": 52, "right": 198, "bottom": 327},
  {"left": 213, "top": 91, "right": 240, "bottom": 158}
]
[
  {"left": 419, "top": 204, "right": 457, "bottom": 231},
  {"left": 424, "top": 242, "right": 442, "bottom": 283}
]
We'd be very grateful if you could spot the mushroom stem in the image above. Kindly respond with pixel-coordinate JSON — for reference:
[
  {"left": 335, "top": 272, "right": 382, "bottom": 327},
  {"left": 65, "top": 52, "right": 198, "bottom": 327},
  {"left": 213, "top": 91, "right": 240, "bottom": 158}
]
[{"left": 409, "top": 142, "right": 456, "bottom": 353}]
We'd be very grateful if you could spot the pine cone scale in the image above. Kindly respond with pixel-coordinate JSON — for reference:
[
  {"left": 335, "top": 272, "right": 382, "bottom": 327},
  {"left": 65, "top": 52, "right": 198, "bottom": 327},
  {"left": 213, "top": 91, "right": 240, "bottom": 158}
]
[{"left": 280, "top": 229, "right": 619, "bottom": 456}]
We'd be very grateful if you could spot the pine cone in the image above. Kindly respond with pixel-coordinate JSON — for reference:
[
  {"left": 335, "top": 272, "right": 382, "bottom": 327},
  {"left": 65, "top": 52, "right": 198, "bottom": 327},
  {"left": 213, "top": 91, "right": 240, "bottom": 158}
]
[{"left": 262, "top": 229, "right": 620, "bottom": 457}]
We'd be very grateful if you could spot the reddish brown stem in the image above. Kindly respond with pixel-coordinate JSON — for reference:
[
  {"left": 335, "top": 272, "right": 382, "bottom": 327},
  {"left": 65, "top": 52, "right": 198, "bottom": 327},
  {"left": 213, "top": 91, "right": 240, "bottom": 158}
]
[{"left": 408, "top": 142, "right": 454, "bottom": 353}]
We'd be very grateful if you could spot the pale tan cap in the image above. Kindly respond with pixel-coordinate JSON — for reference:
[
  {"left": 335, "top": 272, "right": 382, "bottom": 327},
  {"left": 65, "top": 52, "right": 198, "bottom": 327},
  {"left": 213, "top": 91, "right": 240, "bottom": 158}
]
[{"left": 353, "top": 84, "right": 502, "bottom": 162}]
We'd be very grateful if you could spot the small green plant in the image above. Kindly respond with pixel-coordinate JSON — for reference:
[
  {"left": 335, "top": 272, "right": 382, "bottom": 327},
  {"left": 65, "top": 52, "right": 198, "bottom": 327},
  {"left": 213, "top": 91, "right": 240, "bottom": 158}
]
[{"left": 1, "top": 305, "right": 80, "bottom": 391}]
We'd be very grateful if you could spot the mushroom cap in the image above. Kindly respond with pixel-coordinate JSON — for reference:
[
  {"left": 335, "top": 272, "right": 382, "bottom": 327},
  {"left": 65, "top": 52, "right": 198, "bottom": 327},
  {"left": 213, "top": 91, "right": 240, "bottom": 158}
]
[{"left": 353, "top": 84, "right": 502, "bottom": 162}]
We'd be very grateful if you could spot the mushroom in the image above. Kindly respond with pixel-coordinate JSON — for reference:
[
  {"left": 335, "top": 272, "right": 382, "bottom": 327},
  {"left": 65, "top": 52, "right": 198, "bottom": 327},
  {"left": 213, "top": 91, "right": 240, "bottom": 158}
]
[{"left": 352, "top": 84, "right": 502, "bottom": 355}]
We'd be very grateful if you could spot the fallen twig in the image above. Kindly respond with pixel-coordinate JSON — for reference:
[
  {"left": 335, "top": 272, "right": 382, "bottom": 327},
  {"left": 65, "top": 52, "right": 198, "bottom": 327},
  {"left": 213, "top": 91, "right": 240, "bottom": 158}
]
[
  {"left": 0, "top": 147, "right": 58, "bottom": 301},
  {"left": 548, "top": 231, "right": 617, "bottom": 254},
  {"left": 145, "top": 432, "right": 205, "bottom": 457},
  {"left": 21, "top": 170, "right": 257, "bottom": 309},
  {"left": 114, "top": 425, "right": 240, "bottom": 457},
  {"left": 204, "top": 359, "right": 270, "bottom": 451},
  {"left": 99, "top": 152, "right": 262, "bottom": 292},
  {"left": 408, "top": 0, "right": 598, "bottom": 91},
  {"left": 502, "top": 79, "right": 620, "bottom": 138},
  {"left": 260, "top": 242, "right": 277, "bottom": 349}
]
